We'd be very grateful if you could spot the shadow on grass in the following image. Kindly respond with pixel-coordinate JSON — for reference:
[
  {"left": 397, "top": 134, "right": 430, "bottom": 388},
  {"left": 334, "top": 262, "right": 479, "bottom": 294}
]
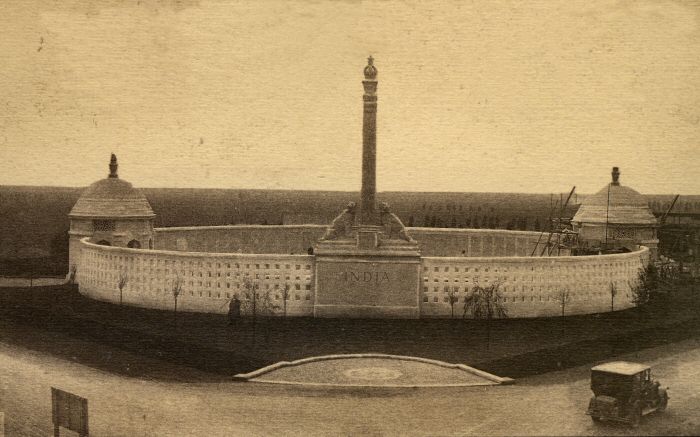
[{"left": 0, "top": 283, "right": 699, "bottom": 382}]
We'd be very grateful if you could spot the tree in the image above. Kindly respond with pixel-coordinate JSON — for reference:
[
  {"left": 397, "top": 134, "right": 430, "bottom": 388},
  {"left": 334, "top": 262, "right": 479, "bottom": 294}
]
[
  {"left": 172, "top": 275, "right": 183, "bottom": 315},
  {"left": 463, "top": 282, "right": 508, "bottom": 350},
  {"left": 281, "top": 283, "right": 291, "bottom": 318},
  {"left": 118, "top": 271, "right": 128, "bottom": 305},
  {"left": 447, "top": 287, "right": 459, "bottom": 319},
  {"left": 609, "top": 282, "right": 617, "bottom": 312},
  {"left": 241, "top": 276, "right": 259, "bottom": 320},
  {"left": 240, "top": 276, "right": 279, "bottom": 343},
  {"left": 658, "top": 262, "right": 678, "bottom": 283},
  {"left": 631, "top": 264, "right": 660, "bottom": 307},
  {"left": 554, "top": 289, "right": 572, "bottom": 339},
  {"left": 554, "top": 289, "right": 571, "bottom": 317}
]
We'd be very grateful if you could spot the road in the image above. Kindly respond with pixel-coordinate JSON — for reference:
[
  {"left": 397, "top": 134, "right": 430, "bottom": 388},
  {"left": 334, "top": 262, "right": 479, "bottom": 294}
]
[
  {"left": 1, "top": 337, "right": 699, "bottom": 436},
  {"left": 0, "top": 278, "right": 65, "bottom": 288}
]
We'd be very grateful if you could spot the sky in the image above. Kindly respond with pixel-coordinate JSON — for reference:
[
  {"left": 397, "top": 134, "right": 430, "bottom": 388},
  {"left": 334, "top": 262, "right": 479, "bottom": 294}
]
[{"left": 0, "top": 0, "right": 698, "bottom": 194}]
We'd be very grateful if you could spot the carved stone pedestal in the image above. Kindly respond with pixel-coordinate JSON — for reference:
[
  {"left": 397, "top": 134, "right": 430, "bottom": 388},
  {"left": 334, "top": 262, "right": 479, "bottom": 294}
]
[{"left": 314, "top": 228, "right": 421, "bottom": 319}]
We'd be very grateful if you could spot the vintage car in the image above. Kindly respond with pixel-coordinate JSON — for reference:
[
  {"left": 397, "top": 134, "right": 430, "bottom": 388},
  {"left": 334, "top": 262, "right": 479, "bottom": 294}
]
[{"left": 586, "top": 361, "right": 668, "bottom": 427}]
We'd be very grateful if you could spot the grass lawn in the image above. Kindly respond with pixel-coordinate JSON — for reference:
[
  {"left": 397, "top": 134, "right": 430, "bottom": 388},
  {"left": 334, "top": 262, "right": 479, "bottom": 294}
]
[{"left": 0, "top": 281, "right": 699, "bottom": 381}]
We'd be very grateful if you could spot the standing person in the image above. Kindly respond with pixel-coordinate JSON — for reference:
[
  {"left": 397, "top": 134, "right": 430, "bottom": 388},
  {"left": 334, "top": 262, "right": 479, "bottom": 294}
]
[{"left": 228, "top": 295, "right": 241, "bottom": 327}]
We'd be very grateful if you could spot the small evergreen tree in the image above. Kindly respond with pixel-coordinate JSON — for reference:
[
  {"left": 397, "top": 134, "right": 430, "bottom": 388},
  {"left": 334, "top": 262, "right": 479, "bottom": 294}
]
[{"left": 631, "top": 264, "right": 660, "bottom": 307}]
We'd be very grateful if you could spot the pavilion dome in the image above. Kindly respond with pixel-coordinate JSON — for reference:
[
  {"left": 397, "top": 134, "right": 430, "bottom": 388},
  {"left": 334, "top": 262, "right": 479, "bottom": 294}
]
[
  {"left": 572, "top": 167, "right": 656, "bottom": 226},
  {"left": 69, "top": 154, "right": 154, "bottom": 219}
]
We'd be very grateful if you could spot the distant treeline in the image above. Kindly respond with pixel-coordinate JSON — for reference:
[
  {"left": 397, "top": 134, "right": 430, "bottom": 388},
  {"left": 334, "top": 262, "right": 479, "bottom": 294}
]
[{"left": 0, "top": 185, "right": 697, "bottom": 275}]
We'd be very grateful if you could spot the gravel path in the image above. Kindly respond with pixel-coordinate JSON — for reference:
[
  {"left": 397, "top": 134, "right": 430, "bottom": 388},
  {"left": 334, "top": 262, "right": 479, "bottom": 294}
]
[{"left": 0, "top": 277, "right": 66, "bottom": 287}]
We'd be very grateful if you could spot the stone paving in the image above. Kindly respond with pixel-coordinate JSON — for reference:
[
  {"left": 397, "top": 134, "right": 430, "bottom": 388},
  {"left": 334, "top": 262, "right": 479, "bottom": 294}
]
[{"left": 240, "top": 354, "right": 508, "bottom": 387}]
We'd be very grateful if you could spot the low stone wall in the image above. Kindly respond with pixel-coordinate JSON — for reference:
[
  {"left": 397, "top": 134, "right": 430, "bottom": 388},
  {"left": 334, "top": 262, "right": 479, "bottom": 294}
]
[
  {"left": 408, "top": 227, "right": 558, "bottom": 257},
  {"left": 77, "top": 238, "right": 315, "bottom": 316},
  {"left": 154, "top": 225, "right": 559, "bottom": 258},
  {"left": 154, "top": 225, "right": 326, "bottom": 255},
  {"left": 421, "top": 247, "right": 649, "bottom": 318}
]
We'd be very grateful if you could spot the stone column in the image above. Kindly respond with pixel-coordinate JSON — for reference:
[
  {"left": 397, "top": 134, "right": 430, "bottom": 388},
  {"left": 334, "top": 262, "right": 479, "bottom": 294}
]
[
  {"left": 360, "top": 56, "right": 379, "bottom": 225},
  {"left": 313, "top": 58, "right": 421, "bottom": 318}
]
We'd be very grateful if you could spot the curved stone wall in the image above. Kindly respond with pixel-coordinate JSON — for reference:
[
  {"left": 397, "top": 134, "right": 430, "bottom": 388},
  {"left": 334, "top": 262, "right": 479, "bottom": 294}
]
[
  {"left": 76, "top": 228, "right": 650, "bottom": 318},
  {"left": 154, "top": 225, "right": 559, "bottom": 258},
  {"left": 78, "top": 238, "right": 316, "bottom": 316},
  {"left": 408, "top": 227, "right": 558, "bottom": 257},
  {"left": 421, "top": 247, "right": 649, "bottom": 318},
  {"left": 155, "top": 225, "right": 326, "bottom": 254}
]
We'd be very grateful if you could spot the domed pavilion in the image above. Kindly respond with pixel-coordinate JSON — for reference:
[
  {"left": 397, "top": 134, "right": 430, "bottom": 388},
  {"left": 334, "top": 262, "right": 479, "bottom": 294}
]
[
  {"left": 68, "top": 154, "right": 155, "bottom": 270},
  {"left": 572, "top": 167, "right": 658, "bottom": 258}
]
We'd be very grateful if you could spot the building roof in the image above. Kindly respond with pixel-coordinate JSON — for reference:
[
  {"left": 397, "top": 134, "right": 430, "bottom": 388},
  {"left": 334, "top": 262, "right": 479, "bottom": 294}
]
[
  {"left": 69, "top": 155, "right": 155, "bottom": 219},
  {"left": 572, "top": 167, "right": 657, "bottom": 226},
  {"left": 591, "top": 361, "right": 650, "bottom": 375}
]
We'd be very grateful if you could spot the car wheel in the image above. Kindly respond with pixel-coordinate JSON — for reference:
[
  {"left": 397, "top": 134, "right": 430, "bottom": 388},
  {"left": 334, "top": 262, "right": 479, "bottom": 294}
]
[{"left": 630, "top": 405, "right": 642, "bottom": 428}]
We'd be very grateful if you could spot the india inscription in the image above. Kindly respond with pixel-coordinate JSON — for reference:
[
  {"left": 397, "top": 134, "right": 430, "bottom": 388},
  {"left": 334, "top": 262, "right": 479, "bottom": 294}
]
[
  {"left": 340, "top": 271, "right": 391, "bottom": 283},
  {"left": 314, "top": 259, "right": 421, "bottom": 318}
]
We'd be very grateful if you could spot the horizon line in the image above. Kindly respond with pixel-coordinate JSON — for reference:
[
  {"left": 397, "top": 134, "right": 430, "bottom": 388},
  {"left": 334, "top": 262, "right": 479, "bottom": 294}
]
[{"left": 0, "top": 184, "right": 695, "bottom": 198}]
